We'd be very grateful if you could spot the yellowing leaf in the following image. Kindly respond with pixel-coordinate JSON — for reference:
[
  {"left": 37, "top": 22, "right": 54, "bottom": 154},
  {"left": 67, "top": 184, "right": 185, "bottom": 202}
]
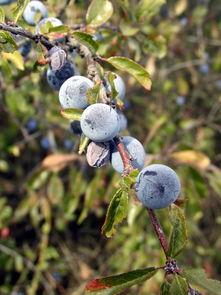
[
  {"left": 2, "top": 51, "right": 24, "bottom": 70},
  {"left": 174, "top": 0, "right": 188, "bottom": 16},
  {"left": 170, "top": 150, "right": 210, "bottom": 169}
]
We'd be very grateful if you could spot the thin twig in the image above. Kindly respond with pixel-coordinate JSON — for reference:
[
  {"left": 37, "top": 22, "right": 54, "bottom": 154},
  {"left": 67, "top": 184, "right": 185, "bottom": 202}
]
[{"left": 147, "top": 208, "right": 169, "bottom": 256}]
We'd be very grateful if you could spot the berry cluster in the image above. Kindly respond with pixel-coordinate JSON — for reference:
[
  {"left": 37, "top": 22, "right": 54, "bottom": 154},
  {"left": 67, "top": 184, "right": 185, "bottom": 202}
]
[{"left": 20, "top": 0, "right": 181, "bottom": 210}]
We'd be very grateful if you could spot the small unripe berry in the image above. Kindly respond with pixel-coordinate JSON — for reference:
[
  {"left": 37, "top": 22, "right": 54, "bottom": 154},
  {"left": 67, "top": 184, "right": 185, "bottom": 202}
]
[
  {"left": 135, "top": 164, "right": 181, "bottom": 209},
  {"left": 111, "top": 136, "right": 146, "bottom": 174},
  {"left": 59, "top": 76, "right": 93, "bottom": 109},
  {"left": 23, "top": 1, "right": 48, "bottom": 26},
  {"left": 80, "top": 103, "right": 119, "bottom": 142}
]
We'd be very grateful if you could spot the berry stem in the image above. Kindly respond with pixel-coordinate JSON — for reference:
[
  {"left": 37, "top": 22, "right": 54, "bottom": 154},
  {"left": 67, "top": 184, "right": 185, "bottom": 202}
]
[
  {"left": 113, "top": 136, "right": 134, "bottom": 175},
  {"left": 147, "top": 208, "right": 169, "bottom": 256}
]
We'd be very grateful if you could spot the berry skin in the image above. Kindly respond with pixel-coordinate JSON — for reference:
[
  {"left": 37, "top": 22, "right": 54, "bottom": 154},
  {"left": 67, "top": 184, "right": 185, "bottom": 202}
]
[
  {"left": 105, "top": 73, "right": 126, "bottom": 100},
  {"left": 80, "top": 103, "right": 119, "bottom": 142},
  {"left": 70, "top": 120, "right": 82, "bottom": 135},
  {"left": 110, "top": 136, "right": 146, "bottom": 174},
  {"left": 18, "top": 41, "right": 32, "bottom": 57},
  {"left": 117, "top": 111, "right": 127, "bottom": 133},
  {"left": 59, "top": 76, "right": 93, "bottom": 109},
  {"left": 0, "top": 0, "right": 15, "bottom": 5},
  {"left": 26, "top": 118, "right": 38, "bottom": 132},
  {"left": 47, "top": 61, "right": 76, "bottom": 91},
  {"left": 23, "top": 1, "right": 48, "bottom": 26},
  {"left": 86, "top": 141, "right": 110, "bottom": 168},
  {"left": 135, "top": 164, "right": 181, "bottom": 209}
]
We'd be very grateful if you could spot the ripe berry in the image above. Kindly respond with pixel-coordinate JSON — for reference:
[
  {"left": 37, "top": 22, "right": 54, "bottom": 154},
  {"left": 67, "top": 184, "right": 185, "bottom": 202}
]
[{"left": 135, "top": 164, "right": 181, "bottom": 209}]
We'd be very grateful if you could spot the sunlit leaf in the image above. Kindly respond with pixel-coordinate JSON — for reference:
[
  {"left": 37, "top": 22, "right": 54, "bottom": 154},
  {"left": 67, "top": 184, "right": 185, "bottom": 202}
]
[
  {"left": 78, "top": 135, "right": 90, "bottom": 155},
  {"left": 0, "top": 7, "right": 5, "bottom": 22},
  {"left": 41, "top": 154, "right": 78, "bottom": 172},
  {"left": 106, "top": 56, "right": 151, "bottom": 90},
  {"left": 0, "top": 31, "right": 17, "bottom": 53},
  {"left": 86, "top": 0, "right": 113, "bottom": 27},
  {"left": 86, "top": 81, "right": 101, "bottom": 104},
  {"left": 60, "top": 108, "right": 83, "bottom": 121},
  {"left": 13, "top": 0, "right": 30, "bottom": 23},
  {"left": 2, "top": 51, "right": 24, "bottom": 70},
  {"left": 72, "top": 31, "right": 98, "bottom": 54},
  {"left": 85, "top": 267, "right": 157, "bottom": 294}
]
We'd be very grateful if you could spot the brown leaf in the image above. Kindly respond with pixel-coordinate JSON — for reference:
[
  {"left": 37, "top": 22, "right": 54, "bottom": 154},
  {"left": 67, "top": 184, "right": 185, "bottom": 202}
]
[{"left": 41, "top": 153, "right": 78, "bottom": 172}]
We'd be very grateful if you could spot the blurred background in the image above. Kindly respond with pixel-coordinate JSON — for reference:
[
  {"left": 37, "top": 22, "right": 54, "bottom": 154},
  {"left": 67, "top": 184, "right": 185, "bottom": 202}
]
[{"left": 0, "top": 0, "right": 221, "bottom": 294}]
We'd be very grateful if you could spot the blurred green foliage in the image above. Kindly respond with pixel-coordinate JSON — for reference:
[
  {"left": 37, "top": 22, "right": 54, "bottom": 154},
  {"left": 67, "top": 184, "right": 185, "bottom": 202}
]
[{"left": 0, "top": 0, "right": 221, "bottom": 294}]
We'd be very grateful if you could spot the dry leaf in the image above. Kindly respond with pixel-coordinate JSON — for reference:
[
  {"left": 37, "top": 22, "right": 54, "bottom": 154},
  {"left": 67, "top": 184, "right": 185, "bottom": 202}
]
[
  {"left": 170, "top": 150, "right": 210, "bottom": 169},
  {"left": 41, "top": 153, "right": 78, "bottom": 172}
]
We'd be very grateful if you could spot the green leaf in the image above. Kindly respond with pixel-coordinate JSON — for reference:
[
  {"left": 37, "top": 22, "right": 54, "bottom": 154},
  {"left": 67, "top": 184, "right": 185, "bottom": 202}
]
[
  {"left": 121, "top": 169, "right": 139, "bottom": 191},
  {"left": 160, "top": 280, "right": 170, "bottom": 295},
  {"left": 72, "top": 31, "right": 98, "bottom": 54},
  {"left": 136, "top": 0, "right": 166, "bottom": 20},
  {"left": 13, "top": 0, "right": 30, "bottom": 23},
  {"left": 106, "top": 72, "right": 118, "bottom": 100},
  {"left": 86, "top": 0, "right": 113, "bottom": 27},
  {"left": 106, "top": 56, "right": 151, "bottom": 90},
  {"left": 169, "top": 275, "right": 188, "bottom": 295},
  {"left": 48, "top": 25, "right": 70, "bottom": 33},
  {"left": 101, "top": 189, "right": 128, "bottom": 237},
  {"left": 167, "top": 204, "right": 187, "bottom": 258},
  {"left": 86, "top": 82, "right": 101, "bottom": 104},
  {"left": 182, "top": 269, "right": 221, "bottom": 295},
  {"left": 47, "top": 174, "right": 64, "bottom": 205},
  {"left": 0, "top": 7, "right": 5, "bottom": 23},
  {"left": 78, "top": 135, "right": 90, "bottom": 155},
  {"left": 60, "top": 108, "right": 83, "bottom": 121},
  {"left": 119, "top": 21, "right": 140, "bottom": 37},
  {"left": 0, "top": 31, "right": 17, "bottom": 53},
  {"left": 85, "top": 267, "right": 157, "bottom": 294}
]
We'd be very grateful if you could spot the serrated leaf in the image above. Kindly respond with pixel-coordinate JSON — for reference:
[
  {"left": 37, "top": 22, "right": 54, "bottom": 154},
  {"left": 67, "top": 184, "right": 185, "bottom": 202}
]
[
  {"left": 72, "top": 31, "right": 98, "bottom": 54},
  {"left": 0, "top": 8, "right": 5, "bottom": 22},
  {"left": 0, "top": 31, "right": 17, "bottom": 53},
  {"left": 78, "top": 135, "right": 90, "bottom": 155},
  {"left": 169, "top": 275, "right": 188, "bottom": 295},
  {"left": 102, "top": 189, "right": 128, "bottom": 237},
  {"left": 60, "top": 108, "right": 83, "bottom": 121},
  {"left": 85, "top": 267, "right": 157, "bottom": 294},
  {"left": 13, "top": 0, "right": 30, "bottom": 23},
  {"left": 86, "top": 0, "right": 113, "bottom": 27},
  {"left": 160, "top": 280, "right": 170, "bottom": 295},
  {"left": 106, "top": 56, "right": 151, "bottom": 90},
  {"left": 136, "top": 0, "right": 166, "bottom": 20},
  {"left": 86, "top": 82, "right": 101, "bottom": 104},
  {"left": 167, "top": 204, "right": 187, "bottom": 258},
  {"left": 182, "top": 269, "right": 221, "bottom": 295},
  {"left": 2, "top": 51, "right": 24, "bottom": 70},
  {"left": 170, "top": 150, "right": 210, "bottom": 170}
]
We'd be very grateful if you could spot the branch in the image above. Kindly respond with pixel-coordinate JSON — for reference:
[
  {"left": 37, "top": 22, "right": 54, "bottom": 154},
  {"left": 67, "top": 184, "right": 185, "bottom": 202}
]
[
  {"left": 147, "top": 208, "right": 169, "bottom": 256},
  {"left": 0, "top": 22, "right": 54, "bottom": 50}
]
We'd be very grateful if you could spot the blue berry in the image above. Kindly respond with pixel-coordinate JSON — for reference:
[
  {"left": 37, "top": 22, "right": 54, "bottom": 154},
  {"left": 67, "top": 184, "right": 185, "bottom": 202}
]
[
  {"left": 135, "top": 164, "right": 181, "bottom": 209},
  {"left": 111, "top": 136, "right": 146, "bottom": 174},
  {"left": 64, "top": 140, "right": 73, "bottom": 150},
  {"left": 59, "top": 76, "right": 93, "bottom": 109},
  {"left": 40, "top": 137, "right": 50, "bottom": 150},
  {"left": 199, "top": 64, "right": 210, "bottom": 74},
  {"left": 18, "top": 41, "right": 32, "bottom": 57},
  {"left": 47, "top": 61, "right": 76, "bottom": 91},
  {"left": 80, "top": 103, "right": 119, "bottom": 142},
  {"left": 23, "top": 1, "right": 48, "bottom": 26},
  {"left": 26, "top": 118, "right": 38, "bottom": 132}
]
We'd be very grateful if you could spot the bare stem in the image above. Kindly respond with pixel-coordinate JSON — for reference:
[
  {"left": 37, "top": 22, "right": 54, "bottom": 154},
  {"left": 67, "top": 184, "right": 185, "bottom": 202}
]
[
  {"left": 0, "top": 22, "right": 54, "bottom": 50},
  {"left": 147, "top": 208, "right": 169, "bottom": 256}
]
